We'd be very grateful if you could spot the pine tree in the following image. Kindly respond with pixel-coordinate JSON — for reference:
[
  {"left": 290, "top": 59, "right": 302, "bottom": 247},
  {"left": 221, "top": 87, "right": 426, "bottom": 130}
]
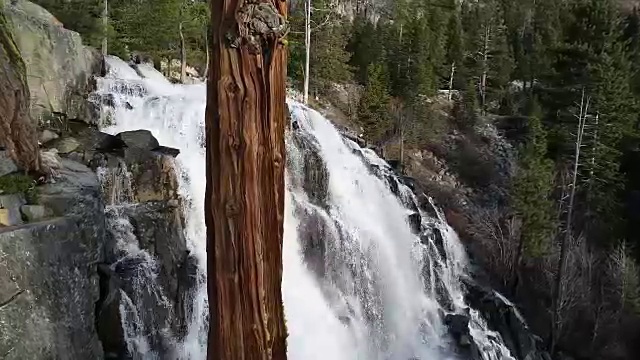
[
  {"left": 513, "top": 99, "right": 556, "bottom": 257},
  {"left": 309, "top": 9, "right": 353, "bottom": 95},
  {"left": 348, "top": 16, "right": 385, "bottom": 84},
  {"left": 357, "top": 62, "right": 391, "bottom": 144},
  {"left": 584, "top": 44, "right": 638, "bottom": 242}
]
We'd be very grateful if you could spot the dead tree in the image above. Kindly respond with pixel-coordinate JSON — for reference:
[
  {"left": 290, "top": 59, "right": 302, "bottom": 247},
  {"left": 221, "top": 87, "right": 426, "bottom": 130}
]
[
  {"left": 550, "top": 88, "right": 589, "bottom": 353},
  {"left": 0, "top": 9, "right": 40, "bottom": 173},
  {"left": 205, "top": 0, "right": 289, "bottom": 359}
]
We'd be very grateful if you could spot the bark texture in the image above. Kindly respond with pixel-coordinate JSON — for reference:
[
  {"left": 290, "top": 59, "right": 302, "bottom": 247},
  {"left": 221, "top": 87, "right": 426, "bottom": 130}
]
[
  {"left": 205, "top": 0, "right": 288, "bottom": 359},
  {"left": 0, "top": 9, "right": 40, "bottom": 173}
]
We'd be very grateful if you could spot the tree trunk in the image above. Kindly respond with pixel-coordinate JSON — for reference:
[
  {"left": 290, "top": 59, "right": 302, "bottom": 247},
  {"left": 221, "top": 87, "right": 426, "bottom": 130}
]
[
  {"left": 0, "top": 10, "right": 40, "bottom": 174},
  {"left": 448, "top": 62, "right": 455, "bottom": 101},
  {"left": 303, "top": 0, "right": 311, "bottom": 104},
  {"left": 206, "top": 0, "right": 288, "bottom": 359},
  {"left": 102, "top": 0, "right": 108, "bottom": 57},
  {"left": 550, "top": 89, "right": 589, "bottom": 354},
  {"left": 179, "top": 21, "right": 186, "bottom": 83},
  {"left": 480, "top": 25, "right": 489, "bottom": 116},
  {"left": 203, "top": 26, "right": 209, "bottom": 78}
]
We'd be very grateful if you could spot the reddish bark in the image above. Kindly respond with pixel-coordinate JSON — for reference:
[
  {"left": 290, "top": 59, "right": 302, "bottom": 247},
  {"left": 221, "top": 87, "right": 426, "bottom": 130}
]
[
  {"left": 205, "top": 0, "right": 288, "bottom": 359},
  {"left": 0, "top": 11, "right": 40, "bottom": 174}
]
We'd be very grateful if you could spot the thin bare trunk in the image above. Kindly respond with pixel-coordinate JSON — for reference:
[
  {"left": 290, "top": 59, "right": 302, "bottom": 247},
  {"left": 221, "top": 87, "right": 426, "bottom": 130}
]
[
  {"left": 179, "top": 21, "right": 186, "bottom": 83},
  {"left": 399, "top": 121, "right": 404, "bottom": 172},
  {"left": 448, "top": 62, "right": 455, "bottom": 101},
  {"left": 303, "top": 0, "right": 311, "bottom": 104},
  {"left": 480, "top": 25, "right": 490, "bottom": 116},
  {"left": 206, "top": 0, "right": 288, "bottom": 358},
  {"left": 102, "top": 0, "right": 108, "bottom": 57},
  {"left": 550, "top": 89, "right": 589, "bottom": 354},
  {"left": 203, "top": 26, "right": 209, "bottom": 77}
]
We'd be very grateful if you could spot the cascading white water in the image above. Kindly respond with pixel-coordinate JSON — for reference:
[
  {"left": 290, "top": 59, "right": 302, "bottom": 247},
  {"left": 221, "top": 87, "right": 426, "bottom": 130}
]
[{"left": 94, "top": 55, "right": 515, "bottom": 360}]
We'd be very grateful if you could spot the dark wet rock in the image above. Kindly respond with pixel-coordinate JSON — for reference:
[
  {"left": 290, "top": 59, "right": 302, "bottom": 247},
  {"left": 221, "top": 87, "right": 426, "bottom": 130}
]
[
  {"left": 387, "top": 175, "right": 399, "bottom": 196},
  {"left": 387, "top": 159, "right": 401, "bottom": 170},
  {"left": 154, "top": 146, "right": 180, "bottom": 158},
  {"left": 463, "top": 278, "right": 551, "bottom": 360},
  {"left": 400, "top": 176, "right": 416, "bottom": 191},
  {"left": 417, "top": 193, "right": 440, "bottom": 220},
  {"left": 96, "top": 199, "right": 196, "bottom": 354},
  {"left": 443, "top": 312, "right": 483, "bottom": 360},
  {"left": 433, "top": 228, "right": 447, "bottom": 261},
  {"left": 116, "top": 130, "right": 160, "bottom": 151},
  {"left": 96, "top": 263, "right": 127, "bottom": 359},
  {"left": 445, "top": 313, "right": 470, "bottom": 339},
  {"left": 294, "top": 135, "right": 329, "bottom": 207},
  {"left": 408, "top": 212, "right": 422, "bottom": 234},
  {"left": 296, "top": 205, "right": 331, "bottom": 278}
]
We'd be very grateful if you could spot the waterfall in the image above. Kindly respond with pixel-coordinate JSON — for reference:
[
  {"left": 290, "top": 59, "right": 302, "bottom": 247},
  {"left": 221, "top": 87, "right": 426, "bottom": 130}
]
[{"left": 94, "top": 55, "right": 516, "bottom": 360}]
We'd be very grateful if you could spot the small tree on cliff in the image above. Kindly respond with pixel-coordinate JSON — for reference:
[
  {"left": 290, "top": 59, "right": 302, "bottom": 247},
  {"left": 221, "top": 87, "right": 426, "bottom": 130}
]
[
  {"left": 205, "top": 0, "right": 288, "bottom": 359},
  {"left": 0, "top": 8, "right": 40, "bottom": 174}
]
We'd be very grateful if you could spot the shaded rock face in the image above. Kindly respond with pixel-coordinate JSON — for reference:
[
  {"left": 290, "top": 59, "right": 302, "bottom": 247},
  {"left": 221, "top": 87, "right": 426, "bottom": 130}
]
[
  {"left": 4, "top": 0, "right": 102, "bottom": 125},
  {"left": 0, "top": 160, "right": 105, "bottom": 360},
  {"left": 463, "top": 279, "right": 551, "bottom": 360}
]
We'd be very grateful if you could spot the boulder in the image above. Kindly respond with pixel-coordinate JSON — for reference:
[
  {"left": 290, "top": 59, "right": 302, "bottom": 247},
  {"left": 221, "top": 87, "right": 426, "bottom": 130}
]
[
  {"left": 4, "top": 0, "right": 102, "bottom": 125},
  {"left": 119, "top": 148, "right": 180, "bottom": 203},
  {"left": 38, "top": 129, "right": 60, "bottom": 144},
  {"left": 20, "top": 204, "right": 49, "bottom": 222},
  {"left": 0, "top": 151, "right": 18, "bottom": 177},
  {"left": 443, "top": 312, "right": 483, "bottom": 360},
  {"left": 0, "top": 193, "right": 26, "bottom": 226},
  {"left": 116, "top": 130, "right": 160, "bottom": 151},
  {"left": 48, "top": 136, "right": 81, "bottom": 154}
]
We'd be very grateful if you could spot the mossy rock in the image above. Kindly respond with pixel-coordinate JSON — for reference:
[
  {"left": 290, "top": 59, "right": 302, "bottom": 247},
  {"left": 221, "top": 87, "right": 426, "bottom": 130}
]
[{"left": 0, "top": 173, "right": 38, "bottom": 203}]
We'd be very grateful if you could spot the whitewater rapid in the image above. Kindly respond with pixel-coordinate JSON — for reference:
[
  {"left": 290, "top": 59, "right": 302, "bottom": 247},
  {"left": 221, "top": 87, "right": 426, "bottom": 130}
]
[{"left": 94, "top": 56, "right": 514, "bottom": 360}]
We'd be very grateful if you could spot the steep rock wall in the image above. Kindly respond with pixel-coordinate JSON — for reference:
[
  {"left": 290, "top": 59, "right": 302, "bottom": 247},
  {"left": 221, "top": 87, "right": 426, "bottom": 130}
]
[{"left": 3, "top": 0, "right": 101, "bottom": 126}]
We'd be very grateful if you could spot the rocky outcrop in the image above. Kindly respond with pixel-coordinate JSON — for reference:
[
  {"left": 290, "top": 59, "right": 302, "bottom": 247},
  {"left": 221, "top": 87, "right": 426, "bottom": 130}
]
[
  {"left": 3, "top": 0, "right": 101, "bottom": 125},
  {"left": 462, "top": 278, "right": 552, "bottom": 360},
  {"left": 0, "top": 119, "right": 191, "bottom": 360},
  {"left": 69, "top": 128, "right": 193, "bottom": 359},
  {"left": 0, "top": 160, "right": 105, "bottom": 360}
]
